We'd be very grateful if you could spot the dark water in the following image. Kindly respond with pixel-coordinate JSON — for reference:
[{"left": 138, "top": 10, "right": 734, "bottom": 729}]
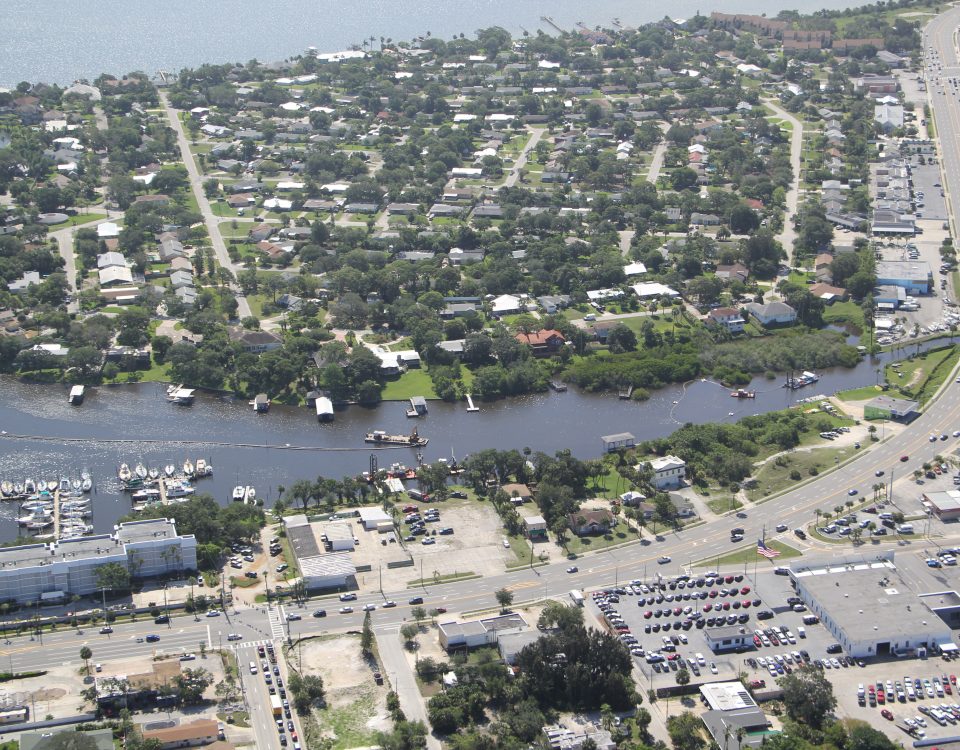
[
  {"left": 0, "top": 337, "right": 953, "bottom": 542},
  {"left": 1, "top": 0, "right": 870, "bottom": 87}
]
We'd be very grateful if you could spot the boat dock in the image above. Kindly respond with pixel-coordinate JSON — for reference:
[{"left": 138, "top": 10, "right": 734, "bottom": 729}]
[
  {"left": 618, "top": 385, "right": 634, "bottom": 400},
  {"left": 465, "top": 394, "right": 479, "bottom": 412},
  {"left": 53, "top": 489, "right": 60, "bottom": 538},
  {"left": 549, "top": 380, "right": 567, "bottom": 392}
]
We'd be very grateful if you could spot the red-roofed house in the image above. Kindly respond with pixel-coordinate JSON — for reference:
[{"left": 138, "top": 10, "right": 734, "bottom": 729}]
[{"left": 514, "top": 329, "right": 566, "bottom": 357}]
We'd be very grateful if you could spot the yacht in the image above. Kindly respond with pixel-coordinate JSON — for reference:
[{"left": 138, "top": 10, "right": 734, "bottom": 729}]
[
  {"left": 196, "top": 459, "right": 209, "bottom": 476},
  {"left": 232, "top": 486, "right": 246, "bottom": 501},
  {"left": 165, "top": 483, "right": 195, "bottom": 499},
  {"left": 164, "top": 464, "right": 176, "bottom": 478},
  {"left": 0, "top": 481, "right": 11, "bottom": 497},
  {"left": 134, "top": 463, "right": 148, "bottom": 480},
  {"left": 118, "top": 464, "right": 132, "bottom": 482},
  {"left": 23, "top": 479, "right": 36, "bottom": 494},
  {"left": 183, "top": 459, "right": 194, "bottom": 477}
]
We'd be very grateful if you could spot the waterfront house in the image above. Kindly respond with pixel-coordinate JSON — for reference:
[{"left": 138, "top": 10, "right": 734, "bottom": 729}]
[
  {"left": 514, "top": 329, "right": 565, "bottom": 357},
  {"left": 646, "top": 455, "right": 687, "bottom": 490},
  {"left": 706, "top": 307, "right": 745, "bottom": 334},
  {"left": 601, "top": 432, "right": 637, "bottom": 452},
  {"left": 501, "top": 483, "right": 533, "bottom": 503},
  {"left": 228, "top": 328, "right": 282, "bottom": 353},
  {"left": 567, "top": 509, "right": 615, "bottom": 537},
  {"left": 743, "top": 301, "right": 797, "bottom": 327}
]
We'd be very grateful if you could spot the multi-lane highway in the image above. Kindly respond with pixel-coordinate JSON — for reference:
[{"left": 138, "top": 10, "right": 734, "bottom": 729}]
[{"left": 925, "top": 8, "right": 960, "bottom": 238}]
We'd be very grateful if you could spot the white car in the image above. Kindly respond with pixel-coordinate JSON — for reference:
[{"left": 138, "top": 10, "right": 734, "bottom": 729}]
[
  {"left": 696, "top": 653, "right": 706, "bottom": 666},
  {"left": 710, "top": 662, "right": 718, "bottom": 674},
  {"left": 362, "top": 603, "right": 376, "bottom": 612}
]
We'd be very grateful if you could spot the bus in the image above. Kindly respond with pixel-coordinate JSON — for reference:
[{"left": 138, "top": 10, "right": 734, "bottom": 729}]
[{"left": 569, "top": 589, "right": 584, "bottom": 606}]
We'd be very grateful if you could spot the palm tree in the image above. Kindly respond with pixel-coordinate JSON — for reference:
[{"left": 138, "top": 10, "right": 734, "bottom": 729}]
[{"left": 80, "top": 646, "right": 92, "bottom": 676}]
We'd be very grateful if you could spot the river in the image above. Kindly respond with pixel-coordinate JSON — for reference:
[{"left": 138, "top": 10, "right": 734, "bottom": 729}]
[
  {"left": 0, "top": 338, "right": 953, "bottom": 542},
  {"left": 3, "top": 0, "right": 868, "bottom": 86}
]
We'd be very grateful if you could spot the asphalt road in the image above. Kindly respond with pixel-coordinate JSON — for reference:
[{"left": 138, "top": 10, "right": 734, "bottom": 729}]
[{"left": 925, "top": 9, "right": 960, "bottom": 237}]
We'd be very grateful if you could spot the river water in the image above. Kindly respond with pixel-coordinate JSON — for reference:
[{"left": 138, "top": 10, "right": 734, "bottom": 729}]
[
  {"left": 0, "top": 338, "right": 953, "bottom": 542},
  {"left": 2, "top": 0, "right": 868, "bottom": 86}
]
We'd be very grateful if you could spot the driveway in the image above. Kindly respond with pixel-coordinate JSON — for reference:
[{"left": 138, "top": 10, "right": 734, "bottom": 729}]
[{"left": 504, "top": 126, "right": 546, "bottom": 188}]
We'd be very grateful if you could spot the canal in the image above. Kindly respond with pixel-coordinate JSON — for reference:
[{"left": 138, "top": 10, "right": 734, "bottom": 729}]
[{"left": 0, "top": 337, "right": 953, "bottom": 541}]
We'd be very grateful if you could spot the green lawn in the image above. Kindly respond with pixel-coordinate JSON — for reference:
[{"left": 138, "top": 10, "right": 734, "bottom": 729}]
[
  {"left": 63, "top": 212, "right": 108, "bottom": 228},
  {"left": 381, "top": 368, "right": 438, "bottom": 401},
  {"left": 822, "top": 300, "right": 865, "bottom": 334},
  {"left": 746, "top": 446, "right": 856, "bottom": 502},
  {"left": 563, "top": 526, "right": 638, "bottom": 556},
  {"left": 886, "top": 346, "right": 959, "bottom": 404},
  {"left": 102, "top": 359, "right": 171, "bottom": 385},
  {"left": 836, "top": 384, "right": 887, "bottom": 401},
  {"left": 694, "top": 540, "right": 802, "bottom": 568}
]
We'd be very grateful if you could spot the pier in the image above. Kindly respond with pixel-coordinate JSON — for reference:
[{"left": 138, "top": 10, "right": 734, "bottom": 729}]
[
  {"left": 466, "top": 394, "right": 479, "bottom": 412},
  {"left": 53, "top": 489, "right": 60, "bottom": 538}
]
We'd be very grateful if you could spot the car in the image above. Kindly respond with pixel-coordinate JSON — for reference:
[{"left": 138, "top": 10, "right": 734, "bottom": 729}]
[
  {"left": 881, "top": 709, "right": 894, "bottom": 721},
  {"left": 567, "top": 566, "right": 578, "bottom": 573},
  {"left": 450, "top": 491, "right": 467, "bottom": 499},
  {"left": 180, "top": 653, "right": 196, "bottom": 661},
  {"left": 409, "top": 596, "right": 424, "bottom": 605},
  {"left": 227, "top": 633, "right": 242, "bottom": 641},
  {"left": 312, "top": 609, "right": 326, "bottom": 618},
  {"left": 363, "top": 603, "right": 376, "bottom": 612},
  {"left": 99, "top": 626, "right": 113, "bottom": 634},
  {"left": 286, "top": 613, "right": 302, "bottom": 621},
  {"left": 876, "top": 470, "right": 885, "bottom": 477},
  {"left": 206, "top": 610, "right": 221, "bottom": 617},
  {"left": 775, "top": 524, "right": 788, "bottom": 533},
  {"left": 901, "top": 455, "right": 910, "bottom": 462},
  {"left": 339, "top": 593, "right": 357, "bottom": 602},
  {"left": 421, "top": 538, "right": 435, "bottom": 545},
  {"left": 658, "top": 556, "right": 672, "bottom": 564},
  {"left": 848, "top": 489, "right": 858, "bottom": 496},
  {"left": 145, "top": 634, "right": 161, "bottom": 643},
  {"left": 382, "top": 601, "right": 397, "bottom": 608},
  {"left": 276, "top": 564, "right": 289, "bottom": 573},
  {"left": 339, "top": 606, "right": 354, "bottom": 614},
  {"left": 244, "top": 571, "right": 258, "bottom": 579}
]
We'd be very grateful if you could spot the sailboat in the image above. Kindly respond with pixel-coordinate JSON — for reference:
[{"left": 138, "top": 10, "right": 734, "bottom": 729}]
[
  {"left": 118, "top": 464, "right": 132, "bottom": 482},
  {"left": 183, "top": 459, "right": 195, "bottom": 477},
  {"left": 148, "top": 467, "right": 160, "bottom": 480},
  {"left": 0, "top": 481, "right": 11, "bottom": 497},
  {"left": 81, "top": 475, "right": 92, "bottom": 493},
  {"left": 232, "top": 486, "right": 246, "bottom": 501},
  {"left": 134, "top": 463, "right": 148, "bottom": 480},
  {"left": 164, "top": 464, "right": 176, "bottom": 478}
]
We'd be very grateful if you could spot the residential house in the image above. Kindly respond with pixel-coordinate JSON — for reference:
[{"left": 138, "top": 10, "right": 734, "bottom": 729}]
[
  {"left": 490, "top": 294, "right": 524, "bottom": 316},
  {"left": 706, "top": 307, "right": 745, "bottom": 334},
  {"left": 538, "top": 294, "right": 572, "bottom": 314},
  {"left": 501, "top": 484, "right": 533, "bottom": 503},
  {"left": 568, "top": 509, "right": 615, "bottom": 537},
  {"left": 715, "top": 262, "right": 749, "bottom": 283},
  {"left": 97, "top": 251, "right": 128, "bottom": 270},
  {"left": 809, "top": 282, "right": 848, "bottom": 303},
  {"left": 743, "top": 301, "right": 797, "bottom": 327},
  {"left": 99, "top": 265, "right": 134, "bottom": 287},
  {"left": 158, "top": 234, "right": 185, "bottom": 261},
  {"left": 139, "top": 719, "right": 221, "bottom": 749},
  {"left": 815, "top": 252, "right": 835, "bottom": 282},
  {"left": 8, "top": 271, "right": 40, "bottom": 293},
  {"left": 169, "top": 270, "right": 194, "bottom": 290},
  {"left": 514, "top": 329, "right": 565, "bottom": 357},
  {"left": 228, "top": 328, "right": 282, "bottom": 353},
  {"left": 247, "top": 223, "right": 274, "bottom": 242}
]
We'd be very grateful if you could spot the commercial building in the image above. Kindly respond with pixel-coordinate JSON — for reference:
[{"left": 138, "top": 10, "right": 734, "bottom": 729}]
[
  {"left": 790, "top": 552, "right": 955, "bottom": 657},
  {"left": 140, "top": 718, "right": 222, "bottom": 749},
  {"left": 283, "top": 515, "right": 357, "bottom": 590},
  {"left": 875, "top": 259, "right": 932, "bottom": 293},
  {"left": 704, "top": 625, "right": 753, "bottom": 653},
  {"left": 439, "top": 612, "right": 528, "bottom": 651},
  {"left": 862, "top": 395, "right": 919, "bottom": 422},
  {"left": 323, "top": 522, "right": 355, "bottom": 551},
  {"left": 524, "top": 515, "right": 548, "bottom": 539},
  {"left": 0, "top": 519, "right": 195, "bottom": 605},
  {"left": 922, "top": 490, "right": 960, "bottom": 521},
  {"left": 543, "top": 724, "right": 616, "bottom": 750},
  {"left": 699, "top": 682, "right": 774, "bottom": 750},
  {"left": 357, "top": 506, "right": 393, "bottom": 531}
]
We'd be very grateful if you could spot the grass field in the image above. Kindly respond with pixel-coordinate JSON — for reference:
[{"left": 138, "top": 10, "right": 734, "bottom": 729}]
[
  {"left": 887, "top": 346, "right": 959, "bottom": 404},
  {"left": 836, "top": 384, "right": 887, "bottom": 401},
  {"left": 381, "top": 369, "right": 438, "bottom": 400},
  {"left": 746, "top": 446, "right": 854, "bottom": 502},
  {"left": 695, "top": 540, "right": 802, "bottom": 568}
]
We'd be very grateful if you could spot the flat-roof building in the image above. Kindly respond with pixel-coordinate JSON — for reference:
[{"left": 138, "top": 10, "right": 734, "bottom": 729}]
[
  {"left": 863, "top": 395, "right": 919, "bottom": 422},
  {"left": 699, "top": 682, "right": 773, "bottom": 750},
  {"left": 0, "top": 519, "right": 195, "bottom": 604},
  {"left": 439, "top": 612, "right": 528, "bottom": 651},
  {"left": 790, "top": 552, "right": 955, "bottom": 657},
  {"left": 299, "top": 552, "right": 356, "bottom": 591},
  {"left": 922, "top": 490, "right": 960, "bottom": 521}
]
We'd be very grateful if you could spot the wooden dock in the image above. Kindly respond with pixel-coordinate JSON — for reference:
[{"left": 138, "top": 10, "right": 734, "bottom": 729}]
[
  {"left": 618, "top": 385, "right": 634, "bottom": 400},
  {"left": 53, "top": 489, "right": 60, "bottom": 538},
  {"left": 466, "top": 394, "right": 479, "bottom": 412}
]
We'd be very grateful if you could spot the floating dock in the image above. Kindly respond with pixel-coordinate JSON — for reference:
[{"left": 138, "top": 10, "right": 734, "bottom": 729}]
[
  {"left": 618, "top": 385, "right": 634, "bottom": 400},
  {"left": 466, "top": 394, "right": 479, "bottom": 412},
  {"left": 68, "top": 385, "right": 85, "bottom": 405}
]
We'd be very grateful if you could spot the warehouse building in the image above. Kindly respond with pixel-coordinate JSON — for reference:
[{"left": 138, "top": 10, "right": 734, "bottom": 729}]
[
  {"left": 875, "top": 259, "right": 932, "bottom": 294},
  {"left": 699, "top": 682, "right": 774, "bottom": 750},
  {"left": 862, "top": 395, "right": 919, "bottom": 422},
  {"left": 790, "top": 552, "right": 955, "bottom": 657},
  {"left": 283, "top": 515, "right": 356, "bottom": 590}
]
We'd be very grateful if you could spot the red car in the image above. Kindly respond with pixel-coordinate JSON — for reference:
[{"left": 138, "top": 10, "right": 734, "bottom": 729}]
[
  {"left": 741, "top": 586, "right": 751, "bottom": 595},
  {"left": 703, "top": 604, "right": 713, "bottom": 612},
  {"left": 643, "top": 611, "right": 653, "bottom": 619},
  {"left": 725, "top": 576, "right": 734, "bottom": 584},
  {"left": 881, "top": 709, "right": 893, "bottom": 721},
  {"left": 434, "top": 607, "right": 447, "bottom": 614},
  {"left": 748, "top": 679, "right": 766, "bottom": 689},
  {"left": 708, "top": 590, "right": 718, "bottom": 598},
  {"left": 742, "top": 600, "right": 751, "bottom": 608},
  {"left": 753, "top": 635, "right": 762, "bottom": 647},
  {"left": 900, "top": 455, "right": 909, "bottom": 462}
]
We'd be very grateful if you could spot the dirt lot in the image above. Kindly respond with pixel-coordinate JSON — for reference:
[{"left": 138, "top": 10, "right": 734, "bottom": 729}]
[{"left": 296, "top": 634, "right": 391, "bottom": 749}]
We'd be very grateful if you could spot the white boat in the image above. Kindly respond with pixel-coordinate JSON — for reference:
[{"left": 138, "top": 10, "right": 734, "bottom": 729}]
[
  {"left": 165, "top": 483, "right": 195, "bottom": 499},
  {"left": 21, "top": 501, "right": 52, "bottom": 513},
  {"left": 58, "top": 478, "right": 71, "bottom": 492},
  {"left": 81, "top": 476, "right": 92, "bottom": 493},
  {"left": 23, "top": 478, "right": 35, "bottom": 494},
  {"left": 166, "top": 385, "right": 196, "bottom": 405},
  {"left": 148, "top": 468, "right": 160, "bottom": 480},
  {"left": 196, "top": 459, "right": 208, "bottom": 476},
  {"left": 135, "top": 463, "right": 147, "bottom": 480},
  {"left": 232, "top": 486, "right": 246, "bottom": 501},
  {"left": 19, "top": 510, "right": 52, "bottom": 526},
  {"left": 13, "top": 483, "right": 23, "bottom": 495},
  {"left": 245, "top": 486, "right": 256, "bottom": 504},
  {"left": 61, "top": 498, "right": 91, "bottom": 508},
  {"left": 0, "top": 481, "right": 11, "bottom": 496},
  {"left": 62, "top": 510, "right": 92, "bottom": 519},
  {"left": 183, "top": 459, "right": 194, "bottom": 477},
  {"left": 71, "top": 479, "right": 81, "bottom": 491},
  {"left": 68, "top": 385, "right": 85, "bottom": 405},
  {"left": 118, "top": 464, "right": 132, "bottom": 482},
  {"left": 131, "top": 488, "right": 161, "bottom": 502},
  {"left": 47, "top": 480, "right": 58, "bottom": 492},
  {"left": 26, "top": 518, "right": 53, "bottom": 530},
  {"left": 164, "top": 464, "right": 176, "bottom": 478}
]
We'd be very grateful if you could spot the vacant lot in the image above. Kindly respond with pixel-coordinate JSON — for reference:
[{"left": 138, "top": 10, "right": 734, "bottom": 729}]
[{"left": 297, "top": 634, "right": 391, "bottom": 750}]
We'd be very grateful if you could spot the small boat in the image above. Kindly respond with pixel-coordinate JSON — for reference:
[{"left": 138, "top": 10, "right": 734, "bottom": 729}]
[
  {"left": 47, "top": 480, "right": 58, "bottom": 492},
  {"left": 19, "top": 511, "right": 51, "bottom": 526},
  {"left": 62, "top": 509, "right": 92, "bottom": 519},
  {"left": 232, "top": 486, "right": 246, "bottom": 501},
  {"left": 730, "top": 389, "right": 755, "bottom": 399},
  {"left": 245, "top": 486, "right": 256, "bottom": 504},
  {"left": 59, "top": 478, "right": 71, "bottom": 492},
  {"left": 118, "top": 464, "right": 132, "bottom": 482},
  {"left": 164, "top": 464, "right": 176, "bottom": 478},
  {"left": 24, "top": 479, "right": 35, "bottom": 494},
  {"left": 72, "top": 478, "right": 81, "bottom": 491},
  {"left": 183, "top": 459, "right": 194, "bottom": 477},
  {"left": 68, "top": 385, "right": 85, "bottom": 405},
  {"left": 196, "top": 459, "right": 208, "bottom": 476},
  {"left": 81, "top": 476, "right": 92, "bottom": 493},
  {"left": 148, "top": 468, "right": 160, "bottom": 480},
  {"left": 135, "top": 463, "right": 147, "bottom": 480},
  {"left": 21, "top": 500, "right": 52, "bottom": 512},
  {"left": 0, "top": 481, "right": 11, "bottom": 496},
  {"left": 364, "top": 427, "right": 428, "bottom": 447},
  {"left": 251, "top": 394, "right": 270, "bottom": 412},
  {"left": 13, "top": 483, "right": 23, "bottom": 495},
  {"left": 26, "top": 518, "right": 53, "bottom": 530}
]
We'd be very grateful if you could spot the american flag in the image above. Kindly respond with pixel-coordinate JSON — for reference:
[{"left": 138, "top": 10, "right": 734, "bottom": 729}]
[{"left": 757, "top": 539, "right": 781, "bottom": 559}]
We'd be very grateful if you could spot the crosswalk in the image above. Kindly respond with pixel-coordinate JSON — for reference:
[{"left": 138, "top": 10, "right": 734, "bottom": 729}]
[
  {"left": 228, "top": 637, "right": 274, "bottom": 651},
  {"left": 267, "top": 604, "right": 286, "bottom": 639}
]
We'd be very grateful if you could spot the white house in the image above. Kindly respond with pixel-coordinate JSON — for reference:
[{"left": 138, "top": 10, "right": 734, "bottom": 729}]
[
  {"left": 632, "top": 282, "right": 679, "bottom": 299},
  {"left": 645, "top": 455, "right": 687, "bottom": 490},
  {"left": 743, "top": 301, "right": 797, "bottom": 327},
  {"left": 97, "top": 222, "right": 120, "bottom": 239},
  {"left": 490, "top": 294, "right": 524, "bottom": 316}
]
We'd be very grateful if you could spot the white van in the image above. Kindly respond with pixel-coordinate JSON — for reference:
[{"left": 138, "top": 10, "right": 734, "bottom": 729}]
[
  {"left": 797, "top": 626, "right": 806, "bottom": 639},
  {"left": 249, "top": 661, "right": 258, "bottom": 675},
  {"left": 897, "top": 524, "right": 915, "bottom": 534}
]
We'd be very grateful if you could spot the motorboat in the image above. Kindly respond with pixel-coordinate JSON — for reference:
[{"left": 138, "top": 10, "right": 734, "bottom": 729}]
[
  {"left": 21, "top": 500, "right": 52, "bottom": 513},
  {"left": 164, "top": 464, "right": 176, "bottom": 478},
  {"left": 135, "top": 463, "right": 148, "bottom": 480},
  {"left": 23, "top": 478, "right": 35, "bottom": 494},
  {"left": 61, "top": 510, "right": 92, "bottom": 519},
  {"left": 196, "top": 459, "right": 209, "bottom": 476},
  {"left": 26, "top": 518, "right": 53, "bottom": 530},
  {"left": 13, "top": 483, "right": 23, "bottom": 495},
  {"left": 81, "top": 476, "right": 92, "bottom": 493},
  {"left": 131, "top": 488, "right": 161, "bottom": 502},
  {"left": 245, "top": 486, "right": 256, "bottom": 504},
  {"left": 118, "top": 464, "right": 132, "bottom": 482},
  {"left": 232, "top": 486, "right": 246, "bottom": 501},
  {"left": 183, "top": 459, "right": 194, "bottom": 477},
  {"left": 0, "top": 481, "right": 11, "bottom": 496},
  {"left": 47, "top": 480, "right": 58, "bottom": 492},
  {"left": 19, "top": 510, "right": 52, "bottom": 526},
  {"left": 71, "top": 479, "right": 81, "bottom": 491},
  {"left": 148, "top": 468, "right": 160, "bottom": 480},
  {"left": 165, "top": 483, "right": 195, "bottom": 499}
]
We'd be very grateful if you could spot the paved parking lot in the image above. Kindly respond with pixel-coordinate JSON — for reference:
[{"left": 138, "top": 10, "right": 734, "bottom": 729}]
[{"left": 911, "top": 159, "right": 948, "bottom": 222}]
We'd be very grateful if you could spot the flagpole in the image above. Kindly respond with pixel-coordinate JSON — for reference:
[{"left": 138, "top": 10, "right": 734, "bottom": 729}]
[{"left": 754, "top": 525, "right": 763, "bottom": 591}]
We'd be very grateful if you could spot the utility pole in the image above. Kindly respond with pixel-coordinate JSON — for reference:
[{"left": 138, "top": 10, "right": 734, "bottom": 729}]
[{"left": 163, "top": 584, "right": 170, "bottom": 628}]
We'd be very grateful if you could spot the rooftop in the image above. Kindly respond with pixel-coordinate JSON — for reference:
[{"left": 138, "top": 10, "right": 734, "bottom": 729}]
[
  {"left": 299, "top": 552, "right": 357, "bottom": 578},
  {"left": 700, "top": 681, "right": 758, "bottom": 711}
]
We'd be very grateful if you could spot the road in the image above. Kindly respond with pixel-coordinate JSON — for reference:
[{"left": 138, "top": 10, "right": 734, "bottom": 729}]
[
  {"left": 504, "top": 126, "right": 546, "bottom": 188},
  {"left": 924, "top": 10, "right": 960, "bottom": 239},
  {"left": 764, "top": 99, "right": 804, "bottom": 265},
  {"left": 159, "top": 93, "right": 251, "bottom": 319}
]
